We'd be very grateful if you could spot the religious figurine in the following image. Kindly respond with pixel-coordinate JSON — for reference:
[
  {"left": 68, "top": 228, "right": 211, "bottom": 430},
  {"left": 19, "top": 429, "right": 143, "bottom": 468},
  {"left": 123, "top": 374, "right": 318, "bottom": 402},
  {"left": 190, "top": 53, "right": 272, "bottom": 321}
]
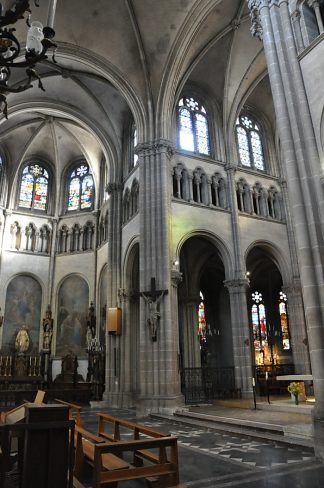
[
  {"left": 87, "top": 301, "right": 96, "bottom": 338},
  {"left": 42, "top": 305, "right": 53, "bottom": 351},
  {"left": 15, "top": 323, "right": 30, "bottom": 353},
  {"left": 141, "top": 292, "right": 165, "bottom": 341},
  {"left": 86, "top": 324, "right": 93, "bottom": 350}
]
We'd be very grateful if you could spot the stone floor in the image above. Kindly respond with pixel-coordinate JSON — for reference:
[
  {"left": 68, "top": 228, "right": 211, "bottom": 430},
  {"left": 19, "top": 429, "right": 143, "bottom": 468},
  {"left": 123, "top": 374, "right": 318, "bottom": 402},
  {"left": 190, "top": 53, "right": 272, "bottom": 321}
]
[{"left": 80, "top": 404, "right": 324, "bottom": 488}]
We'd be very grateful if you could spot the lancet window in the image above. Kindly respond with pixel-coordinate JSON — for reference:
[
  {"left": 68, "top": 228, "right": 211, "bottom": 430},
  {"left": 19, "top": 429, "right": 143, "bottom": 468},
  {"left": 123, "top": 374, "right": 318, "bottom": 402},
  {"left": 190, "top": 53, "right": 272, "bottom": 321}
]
[
  {"left": 67, "top": 163, "right": 94, "bottom": 212},
  {"left": 251, "top": 291, "right": 268, "bottom": 365},
  {"left": 178, "top": 96, "right": 210, "bottom": 155},
  {"left": 236, "top": 115, "right": 265, "bottom": 171},
  {"left": 279, "top": 291, "right": 290, "bottom": 351},
  {"left": 18, "top": 163, "right": 49, "bottom": 211}
]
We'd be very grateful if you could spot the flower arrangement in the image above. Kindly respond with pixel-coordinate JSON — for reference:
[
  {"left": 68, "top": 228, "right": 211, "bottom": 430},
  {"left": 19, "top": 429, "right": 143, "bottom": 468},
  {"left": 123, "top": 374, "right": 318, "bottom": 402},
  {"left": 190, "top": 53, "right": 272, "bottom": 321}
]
[{"left": 287, "top": 382, "right": 301, "bottom": 396}]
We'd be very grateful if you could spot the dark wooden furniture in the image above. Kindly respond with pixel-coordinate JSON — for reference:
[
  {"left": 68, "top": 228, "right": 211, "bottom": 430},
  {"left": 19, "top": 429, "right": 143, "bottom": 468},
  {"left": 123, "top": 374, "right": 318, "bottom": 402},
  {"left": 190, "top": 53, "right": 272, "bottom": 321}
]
[
  {"left": 73, "top": 414, "right": 185, "bottom": 488},
  {"left": 0, "top": 404, "right": 74, "bottom": 488}
]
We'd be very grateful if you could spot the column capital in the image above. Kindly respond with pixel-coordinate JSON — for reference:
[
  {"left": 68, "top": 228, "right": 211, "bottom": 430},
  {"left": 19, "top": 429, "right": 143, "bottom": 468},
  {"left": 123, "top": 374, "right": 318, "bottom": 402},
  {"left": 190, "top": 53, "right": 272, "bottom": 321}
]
[
  {"left": 171, "top": 270, "right": 183, "bottom": 287},
  {"left": 224, "top": 278, "right": 250, "bottom": 292},
  {"left": 136, "top": 139, "right": 174, "bottom": 159},
  {"left": 224, "top": 163, "right": 236, "bottom": 173}
]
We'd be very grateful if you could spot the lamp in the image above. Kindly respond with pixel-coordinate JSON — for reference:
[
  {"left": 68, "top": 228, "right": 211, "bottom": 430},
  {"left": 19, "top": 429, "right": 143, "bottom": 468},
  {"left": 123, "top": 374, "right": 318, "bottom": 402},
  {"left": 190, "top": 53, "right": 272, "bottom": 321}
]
[{"left": 0, "top": 0, "right": 57, "bottom": 118}]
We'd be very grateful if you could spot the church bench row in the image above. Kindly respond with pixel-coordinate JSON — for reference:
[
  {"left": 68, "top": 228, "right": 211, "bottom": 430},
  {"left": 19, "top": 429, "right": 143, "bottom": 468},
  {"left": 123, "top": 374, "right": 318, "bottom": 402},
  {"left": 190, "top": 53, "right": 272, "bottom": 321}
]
[{"left": 73, "top": 416, "right": 186, "bottom": 488}]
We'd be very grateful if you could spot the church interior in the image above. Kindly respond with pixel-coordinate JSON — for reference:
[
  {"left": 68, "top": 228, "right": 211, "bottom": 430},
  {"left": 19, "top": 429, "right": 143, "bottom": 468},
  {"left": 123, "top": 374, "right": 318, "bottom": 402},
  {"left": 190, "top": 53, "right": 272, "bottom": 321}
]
[{"left": 0, "top": 0, "right": 324, "bottom": 486}]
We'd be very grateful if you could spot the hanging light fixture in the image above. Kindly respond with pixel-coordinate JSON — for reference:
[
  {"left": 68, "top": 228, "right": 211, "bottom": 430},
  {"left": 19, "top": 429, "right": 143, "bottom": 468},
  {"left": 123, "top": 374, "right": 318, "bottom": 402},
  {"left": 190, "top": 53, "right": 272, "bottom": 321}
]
[{"left": 0, "top": 0, "right": 57, "bottom": 118}]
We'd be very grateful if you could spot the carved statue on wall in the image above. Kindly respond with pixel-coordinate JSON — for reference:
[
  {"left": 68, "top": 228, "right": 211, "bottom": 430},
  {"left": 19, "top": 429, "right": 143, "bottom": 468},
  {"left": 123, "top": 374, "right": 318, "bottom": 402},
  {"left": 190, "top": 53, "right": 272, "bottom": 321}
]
[
  {"left": 15, "top": 323, "right": 30, "bottom": 353},
  {"left": 87, "top": 301, "right": 96, "bottom": 338},
  {"left": 42, "top": 305, "right": 53, "bottom": 352},
  {"left": 141, "top": 292, "right": 164, "bottom": 342}
]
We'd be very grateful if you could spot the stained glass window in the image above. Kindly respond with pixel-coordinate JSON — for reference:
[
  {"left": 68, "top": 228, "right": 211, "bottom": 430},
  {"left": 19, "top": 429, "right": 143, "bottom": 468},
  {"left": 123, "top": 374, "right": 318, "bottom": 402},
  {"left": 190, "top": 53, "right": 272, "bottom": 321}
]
[
  {"left": 251, "top": 291, "right": 268, "bottom": 364},
  {"left": 18, "top": 163, "right": 49, "bottom": 211},
  {"left": 67, "top": 163, "right": 94, "bottom": 211},
  {"left": 133, "top": 127, "right": 138, "bottom": 167},
  {"left": 236, "top": 115, "right": 265, "bottom": 171},
  {"left": 198, "top": 291, "right": 207, "bottom": 345},
  {"left": 279, "top": 291, "right": 290, "bottom": 350},
  {"left": 178, "top": 97, "right": 210, "bottom": 155}
]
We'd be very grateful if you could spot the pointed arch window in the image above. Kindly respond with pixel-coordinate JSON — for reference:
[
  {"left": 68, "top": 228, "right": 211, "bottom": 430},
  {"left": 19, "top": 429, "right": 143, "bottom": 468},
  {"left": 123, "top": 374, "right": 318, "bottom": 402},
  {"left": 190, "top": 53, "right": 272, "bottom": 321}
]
[
  {"left": 279, "top": 291, "right": 290, "bottom": 351},
  {"left": 198, "top": 291, "right": 207, "bottom": 345},
  {"left": 236, "top": 115, "right": 265, "bottom": 171},
  {"left": 18, "top": 163, "right": 49, "bottom": 211},
  {"left": 67, "top": 163, "right": 94, "bottom": 212},
  {"left": 251, "top": 291, "right": 268, "bottom": 364},
  {"left": 178, "top": 96, "right": 210, "bottom": 155},
  {"left": 133, "top": 126, "right": 138, "bottom": 167}
]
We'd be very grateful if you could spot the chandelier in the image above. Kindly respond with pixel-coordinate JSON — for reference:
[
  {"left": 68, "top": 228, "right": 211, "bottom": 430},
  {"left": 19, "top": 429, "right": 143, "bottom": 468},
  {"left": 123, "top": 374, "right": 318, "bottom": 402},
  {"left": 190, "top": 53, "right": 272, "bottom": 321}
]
[{"left": 0, "top": 0, "right": 57, "bottom": 118}]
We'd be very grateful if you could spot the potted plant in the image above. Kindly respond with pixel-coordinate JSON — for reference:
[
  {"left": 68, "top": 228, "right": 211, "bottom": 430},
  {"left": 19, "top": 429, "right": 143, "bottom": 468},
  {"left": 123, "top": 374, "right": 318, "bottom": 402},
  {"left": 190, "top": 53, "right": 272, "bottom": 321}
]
[{"left": 288, "top": 382, "right": 301, "bottom": 405}]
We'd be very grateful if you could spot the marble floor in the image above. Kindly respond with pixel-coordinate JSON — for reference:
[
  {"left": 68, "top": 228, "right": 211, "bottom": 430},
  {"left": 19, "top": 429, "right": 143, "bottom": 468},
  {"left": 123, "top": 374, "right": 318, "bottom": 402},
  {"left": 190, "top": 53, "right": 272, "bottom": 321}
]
[{"left": 81, "top": 406, "right": 324, "bottom": 488}]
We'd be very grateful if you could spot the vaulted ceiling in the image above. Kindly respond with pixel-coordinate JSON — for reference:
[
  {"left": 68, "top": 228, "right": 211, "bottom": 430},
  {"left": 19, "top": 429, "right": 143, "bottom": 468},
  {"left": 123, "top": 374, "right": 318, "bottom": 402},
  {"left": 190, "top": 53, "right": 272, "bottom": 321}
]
[{"left": 0, "top": 0, "right": 275, "bottom": 181}]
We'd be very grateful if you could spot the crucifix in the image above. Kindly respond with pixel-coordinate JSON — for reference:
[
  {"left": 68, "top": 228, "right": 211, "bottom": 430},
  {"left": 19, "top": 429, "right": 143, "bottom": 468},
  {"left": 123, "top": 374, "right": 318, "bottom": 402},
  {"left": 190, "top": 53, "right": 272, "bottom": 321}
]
[{"left": 140, "top": 277, "right": 168, "bottom": 342}]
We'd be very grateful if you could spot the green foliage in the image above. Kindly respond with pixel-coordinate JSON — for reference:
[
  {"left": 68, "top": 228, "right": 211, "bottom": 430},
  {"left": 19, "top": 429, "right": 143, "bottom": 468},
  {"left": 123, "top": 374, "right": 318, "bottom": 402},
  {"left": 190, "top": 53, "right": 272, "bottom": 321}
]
[{"left": 287, "top": 382, "right": 301, "bottom": 395}]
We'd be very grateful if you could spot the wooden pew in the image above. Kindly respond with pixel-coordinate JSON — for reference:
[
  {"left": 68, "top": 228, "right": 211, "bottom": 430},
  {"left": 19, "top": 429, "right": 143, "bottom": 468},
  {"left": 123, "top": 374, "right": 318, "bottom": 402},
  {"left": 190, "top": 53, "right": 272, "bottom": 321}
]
[
  {"left": 74, "top": 415, "right": 186, "bottom": 488},
  {"left": 54, "top": 398, "right": 84, "bottom": 427}
]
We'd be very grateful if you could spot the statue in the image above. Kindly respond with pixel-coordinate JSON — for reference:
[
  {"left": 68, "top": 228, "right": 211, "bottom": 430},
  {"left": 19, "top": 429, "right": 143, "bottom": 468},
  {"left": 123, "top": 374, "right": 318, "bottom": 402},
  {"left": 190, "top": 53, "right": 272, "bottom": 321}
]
[
  {"left": 87, "top": 301, "right": 96, "bottom": 338},
  {"left": 141, "top": 292, "right": 164, "bottom": 342},
  {"left": 15, "top": 323, "right": 30, "bottom": 353},
  {"left": 42, "top": 305, "right": 53, "bottom": 351}
]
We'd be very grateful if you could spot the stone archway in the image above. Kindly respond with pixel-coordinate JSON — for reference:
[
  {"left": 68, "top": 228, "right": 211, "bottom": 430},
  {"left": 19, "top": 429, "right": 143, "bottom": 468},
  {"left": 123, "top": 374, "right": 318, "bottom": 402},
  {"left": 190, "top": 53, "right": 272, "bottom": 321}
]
[{"left": 178, "top": 236, "right": 236, "bottom": 403}]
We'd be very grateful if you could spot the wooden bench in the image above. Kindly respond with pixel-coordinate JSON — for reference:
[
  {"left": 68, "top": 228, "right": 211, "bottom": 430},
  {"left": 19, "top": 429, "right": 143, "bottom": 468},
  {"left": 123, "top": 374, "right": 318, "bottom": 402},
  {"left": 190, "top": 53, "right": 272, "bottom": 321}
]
[
  {"left": 74, "top": 415, "right": 185, "bottom": 488},
  {"left": 54, "top": 398, "right": 84, "bottom": 427}
]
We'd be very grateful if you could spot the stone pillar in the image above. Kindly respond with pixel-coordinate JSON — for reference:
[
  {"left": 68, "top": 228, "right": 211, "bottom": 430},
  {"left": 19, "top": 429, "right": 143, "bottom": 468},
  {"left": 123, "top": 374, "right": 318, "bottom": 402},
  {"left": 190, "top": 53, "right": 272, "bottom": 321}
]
[
  {"left": 136, "top": 139, "right": 183, "bottom": 414},
  {"left": 225, "top": 163, "right": 253, "bottom": 397},
  {"left": 282, "top": 281, "right": 311, "bottom": 375},
  {"left": 103, "top": 182, "right": 123, "bottom": 405},
  {"left": 179, "top": 294, "right": 201, "bottom": 369},
  {"left": 309, "top": 0, "right": 324, "bottom": 34},
  {"left": 48, "top": 218, "right": 57, "bottom": 306},
  {"left": 225, "top": 279, "right": 253, "bottom": 397},
  {"left": 247, "top": 0, "right": 324, "bottom": 458}
]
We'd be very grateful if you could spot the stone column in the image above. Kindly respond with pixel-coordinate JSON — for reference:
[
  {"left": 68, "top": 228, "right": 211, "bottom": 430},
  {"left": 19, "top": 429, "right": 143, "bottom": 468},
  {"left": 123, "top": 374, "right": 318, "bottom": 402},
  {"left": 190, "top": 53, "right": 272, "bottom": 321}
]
[
  {"left": 309, "top": 0, "right": 324, "bottom": 34},
  {"left": 179, "top": 294, "right": 201, "bottom": 369},
  {"left": 247, "top": 0, "right": 324, "bottom": 458},
  {"left": 282, "top": 281, "right": 311, "bottom": 374},
  {"left": 48, "top": 218, "right": 57, "bottom": 306},
  {"left": 136, "top": 139, "right": 183, "bottom": 414},
  {"left": 103, "top": 182, "right": 123, "bottom": 405},
  {"left": 225, "top": 163, "right": 253, "bottom": 397},
  {"left": 225, "top": 279, "right": 253, "bottom": 397}
]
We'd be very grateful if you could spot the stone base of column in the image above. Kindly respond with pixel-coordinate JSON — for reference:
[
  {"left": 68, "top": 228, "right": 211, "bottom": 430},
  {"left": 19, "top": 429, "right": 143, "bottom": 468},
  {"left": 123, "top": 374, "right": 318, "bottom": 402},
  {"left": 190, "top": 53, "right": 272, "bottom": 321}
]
[
  {"left": 313, "top": 419, "right": 324, "bottom": 460},
  {"left": 136, "top": 394, "right": 185, "bottom": 417},
  {"left": 241, "top": 389, "right": 254, "bottom": 399},
  {"left": 102, "top": 391, "right": 136, "bottom": 409}
]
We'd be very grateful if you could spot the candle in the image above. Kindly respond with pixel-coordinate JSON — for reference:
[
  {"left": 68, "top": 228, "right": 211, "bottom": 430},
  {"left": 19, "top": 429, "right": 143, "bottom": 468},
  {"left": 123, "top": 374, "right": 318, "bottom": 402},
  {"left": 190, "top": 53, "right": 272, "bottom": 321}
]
[
  {"left": 265, "top": 371, "right": 268, "bottom": 380},
  {"left": 252, "top": 378, "right": 255, "bottom": 387}
]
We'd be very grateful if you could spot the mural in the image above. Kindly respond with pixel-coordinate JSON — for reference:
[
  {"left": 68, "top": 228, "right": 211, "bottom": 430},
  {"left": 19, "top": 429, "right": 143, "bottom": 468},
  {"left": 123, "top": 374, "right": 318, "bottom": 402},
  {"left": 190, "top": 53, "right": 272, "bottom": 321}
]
[
  {"left": 3, "top": 275, "right": 42, "bottom": 353},
  {"left": 56, "top": 275, "right": 89, "bottom": 357},
  {"left": 99, "top": 266, "right": 108, "bottom": 346}
]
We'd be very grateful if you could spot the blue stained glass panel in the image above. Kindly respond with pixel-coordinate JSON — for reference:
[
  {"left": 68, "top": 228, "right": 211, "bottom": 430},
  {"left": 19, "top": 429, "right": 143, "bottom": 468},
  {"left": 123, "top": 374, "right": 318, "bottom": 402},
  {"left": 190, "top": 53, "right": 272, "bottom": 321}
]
[
  {"left": 195, "top": 113, "right": 210, "bottom": 155},
  {"left": 237, "top": 126, "right": 251, "bottom": 167}
]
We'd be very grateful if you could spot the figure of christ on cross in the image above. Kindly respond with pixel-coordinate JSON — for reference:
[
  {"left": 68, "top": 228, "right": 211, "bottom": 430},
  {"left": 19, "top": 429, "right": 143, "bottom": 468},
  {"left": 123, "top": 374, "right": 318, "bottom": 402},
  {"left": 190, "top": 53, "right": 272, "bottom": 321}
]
[{"left": 140, "top": 277, "right": 168, "bottom": 341}]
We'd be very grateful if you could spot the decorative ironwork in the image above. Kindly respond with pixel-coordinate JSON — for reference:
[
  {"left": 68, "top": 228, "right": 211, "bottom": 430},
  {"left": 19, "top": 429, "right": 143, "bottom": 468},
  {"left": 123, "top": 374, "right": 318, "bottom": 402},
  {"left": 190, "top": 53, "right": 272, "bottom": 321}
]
[
  {"left": 181, "top": 367, "right": 239, "bottom": 405},
  {"left": 0, "top": 0, "right": 57, "bottom": 118}
]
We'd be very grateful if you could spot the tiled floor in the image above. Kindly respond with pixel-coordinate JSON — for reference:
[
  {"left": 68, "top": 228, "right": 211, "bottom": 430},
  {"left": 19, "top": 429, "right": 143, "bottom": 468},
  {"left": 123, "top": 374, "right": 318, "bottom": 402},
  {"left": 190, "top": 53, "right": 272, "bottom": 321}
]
[{"left": 81, "top": 407, "right": 324, "bottom": 488}]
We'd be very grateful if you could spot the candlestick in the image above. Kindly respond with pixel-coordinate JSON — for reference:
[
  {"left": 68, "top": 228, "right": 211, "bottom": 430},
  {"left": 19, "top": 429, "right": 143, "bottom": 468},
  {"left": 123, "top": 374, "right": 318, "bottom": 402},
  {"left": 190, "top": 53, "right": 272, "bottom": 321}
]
[{"left": 252, "top": 377, "right": 255, "bottom": 387}]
